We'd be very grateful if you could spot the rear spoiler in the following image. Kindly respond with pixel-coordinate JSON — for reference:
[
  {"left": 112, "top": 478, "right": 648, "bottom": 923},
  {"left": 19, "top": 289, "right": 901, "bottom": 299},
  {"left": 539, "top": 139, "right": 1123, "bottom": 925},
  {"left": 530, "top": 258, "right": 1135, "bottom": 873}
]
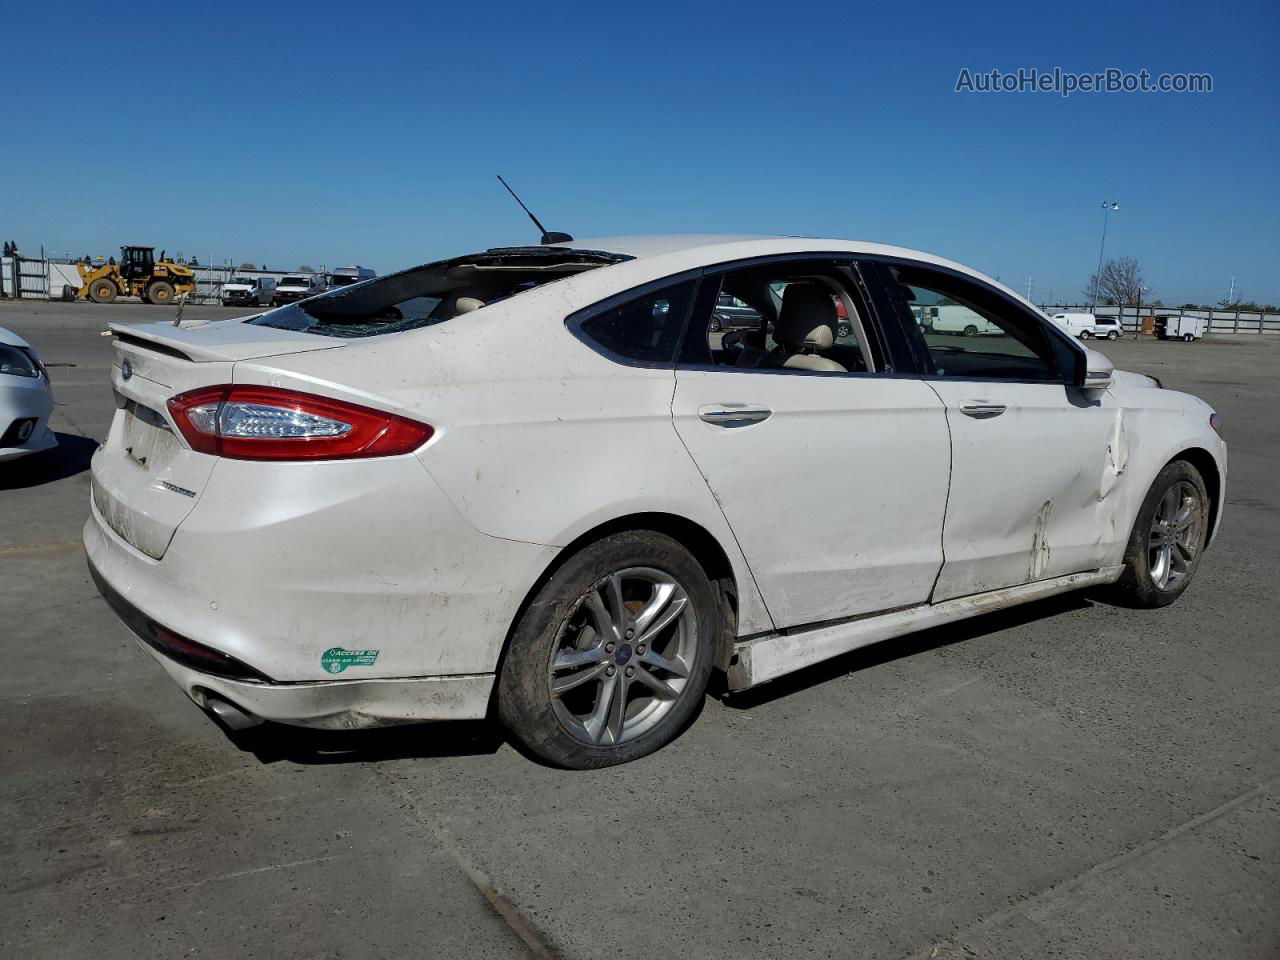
[{"left": 107, "top": 320, "right": 345, "bottom": 363}]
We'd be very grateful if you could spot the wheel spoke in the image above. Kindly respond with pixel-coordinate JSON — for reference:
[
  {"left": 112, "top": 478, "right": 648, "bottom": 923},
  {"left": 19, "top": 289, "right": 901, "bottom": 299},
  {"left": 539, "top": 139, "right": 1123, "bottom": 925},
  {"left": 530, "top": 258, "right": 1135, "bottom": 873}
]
[
  {"left": 604, "top": 575, "right": 627, "bottom": 636},
  {"left": 553, "top": 643, "right": 607, "bottom": 673},
  {"left": 583, "top": 672, "right": 620, "bottom": 744},
  {"left": 635, "top": 585, "right": 688, "bottom": 646},
  {"left": 1156, "top": 544, "right": 1174, "bottom": 587},
  {"left": 1171, "top": 498, "right": 1195, "bottom": 530},
  {"left": 1160, "top": 486, "right": 1180, "bottom": 521},
  {"left": 605, "top": 671, "right": 631, "bottom": 743},
  {"left": 584, "top": 590, "right": 621, "bottom": 644},
  {"left": 552, "top": 661, "right": 608, "bottom": 695},
  {"left": 632, "top": 665, "right": 680, "bottom": 700},
  {"left": 638, "top": 646, "right": 690, "bottom": 679}
]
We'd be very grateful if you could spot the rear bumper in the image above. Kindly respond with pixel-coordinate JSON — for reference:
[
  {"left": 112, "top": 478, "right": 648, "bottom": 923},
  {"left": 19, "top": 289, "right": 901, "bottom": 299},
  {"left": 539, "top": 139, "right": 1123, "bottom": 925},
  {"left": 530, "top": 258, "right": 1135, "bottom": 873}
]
[
  {"left": 87, "top": 550, "right": 495, "bottom": 728},
  {"left": 85, "top": 447, "right": 555, "bottom": 701}
]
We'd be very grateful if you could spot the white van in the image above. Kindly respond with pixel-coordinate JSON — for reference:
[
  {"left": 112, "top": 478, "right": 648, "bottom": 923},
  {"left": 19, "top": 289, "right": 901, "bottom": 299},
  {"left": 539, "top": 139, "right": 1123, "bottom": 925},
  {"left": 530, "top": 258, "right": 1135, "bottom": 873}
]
[
  {"left": 1050, "top": 312, "right": 1121, "bottom": 340},
  {"left": 220, "top": 276, "right": 276, "bottom": 307},
  {"left": 326, "top": 265, "right": 376, "bottom": 291},
  {"left": 271, "top": 274, "right": 327, "bottom": 306},
  {"left": 922, "top": 304, "right": 1001, "bottom": 336}
]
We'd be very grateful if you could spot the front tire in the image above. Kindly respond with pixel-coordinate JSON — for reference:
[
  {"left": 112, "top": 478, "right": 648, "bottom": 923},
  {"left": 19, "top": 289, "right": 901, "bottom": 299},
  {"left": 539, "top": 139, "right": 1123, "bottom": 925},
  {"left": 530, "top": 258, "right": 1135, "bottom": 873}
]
[
  {"left": 1080, "top": 330, "right": 1093, "bottom": 339},
  {"left": 88, "top": 279, "right": 117, "bottom": 303},
  {"left": 498, "top": 531, "right": 717, "bottom": 768},
  {"left": 1111, "top": 460, "right": 1209, "bottom": 608},
  {"left": 146, "top": 281, "right": 175, "bottom": 305}
]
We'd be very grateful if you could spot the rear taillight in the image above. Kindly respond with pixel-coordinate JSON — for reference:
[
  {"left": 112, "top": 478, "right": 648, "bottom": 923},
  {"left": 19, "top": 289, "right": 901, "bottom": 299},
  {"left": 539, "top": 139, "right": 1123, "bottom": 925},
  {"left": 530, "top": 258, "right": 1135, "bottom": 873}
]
[{"left": 167, "top": 385, "right": 433, "bottom": 460}]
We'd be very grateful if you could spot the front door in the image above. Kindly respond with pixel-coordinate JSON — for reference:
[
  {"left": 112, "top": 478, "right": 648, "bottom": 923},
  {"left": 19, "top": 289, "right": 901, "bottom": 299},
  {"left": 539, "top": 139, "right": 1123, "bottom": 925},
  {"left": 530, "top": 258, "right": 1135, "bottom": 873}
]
[{"left": 882, "top": 263, "right": 1123, "bottom": 601}]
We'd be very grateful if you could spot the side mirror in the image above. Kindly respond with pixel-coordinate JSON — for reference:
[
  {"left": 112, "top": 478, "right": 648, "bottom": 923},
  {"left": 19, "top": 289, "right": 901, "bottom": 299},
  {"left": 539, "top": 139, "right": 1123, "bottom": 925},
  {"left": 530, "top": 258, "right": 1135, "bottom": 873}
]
[{"left": 1081, "top": 346, "right": 1113, "bottom": 394}]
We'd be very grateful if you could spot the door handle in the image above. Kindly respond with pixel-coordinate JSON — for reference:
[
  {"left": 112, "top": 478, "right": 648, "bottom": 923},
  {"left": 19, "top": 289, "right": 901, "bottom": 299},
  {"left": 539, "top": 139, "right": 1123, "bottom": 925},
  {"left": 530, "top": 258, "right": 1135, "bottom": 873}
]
[
  {"left": 698, "top": 405, "right": 773, "bottom": 428},
  {"left": 959, "top": 402, "right": 1007, "bottom": 418}
]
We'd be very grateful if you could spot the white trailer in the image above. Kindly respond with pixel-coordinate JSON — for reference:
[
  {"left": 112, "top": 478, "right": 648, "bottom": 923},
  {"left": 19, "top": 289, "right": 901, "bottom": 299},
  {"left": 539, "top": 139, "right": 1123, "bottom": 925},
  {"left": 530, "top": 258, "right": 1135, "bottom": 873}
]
[{"left": 1157, "top": 315, "right": 1207, "bottom": 341}]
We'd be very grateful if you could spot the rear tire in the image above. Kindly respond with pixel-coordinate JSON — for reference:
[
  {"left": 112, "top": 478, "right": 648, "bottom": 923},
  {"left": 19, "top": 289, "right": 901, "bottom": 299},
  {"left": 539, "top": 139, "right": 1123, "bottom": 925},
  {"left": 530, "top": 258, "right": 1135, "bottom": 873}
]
[
  {"left": 146, "top": 281, "right": 175, "bottom": 305},
  {"left": 1080, "top": 330, "right": 1093, "bottom": 339},
  {"left": 89, "top": 279, "right": 117, "bottom": 303},
  {"left": 963, "top": 324, "right": 979, "bottom": 337},
  {"left": 498, "top": 531, "right": 717, "bottom": 768},
  {"left": 1110, "top": 460, "right": 1209, "bottom": 608},
  {"left": 1108, "top": 330, "right": 1119, "bottom": 340}
]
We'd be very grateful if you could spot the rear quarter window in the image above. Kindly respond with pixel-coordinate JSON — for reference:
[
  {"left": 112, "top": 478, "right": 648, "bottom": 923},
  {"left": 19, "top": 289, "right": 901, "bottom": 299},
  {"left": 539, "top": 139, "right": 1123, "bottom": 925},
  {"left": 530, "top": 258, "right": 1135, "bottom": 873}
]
[{"left": 575, "top": 279, "right": 697, "bottom": 365}]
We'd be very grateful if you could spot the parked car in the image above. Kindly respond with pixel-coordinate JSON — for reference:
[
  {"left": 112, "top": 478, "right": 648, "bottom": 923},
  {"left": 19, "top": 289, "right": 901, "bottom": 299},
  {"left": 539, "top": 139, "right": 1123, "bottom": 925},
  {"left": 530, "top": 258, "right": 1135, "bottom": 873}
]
[
  {"left": 1050, "top": 312, "right": 1121, "bottom": 340},
  {"left": 325, "top": 265, "right": 377, "bottom": 291},
  {"left": 271, "top": 274, "right": 326, "bottom": 306},
  {"left": 86, "top": 235, "right": 1226, "bottom": 768},
  {"left": 0, "top": 325, "right": 57, "bottom": 462},
  {"left": 1155, "top": 314, "right": 1207, "bottom": 341},
  {"left": 709, "top": 293, "right": 761, "bottom": 332},
  {"left": 221, "top": 276, "right": 277, "bottom": 307}
]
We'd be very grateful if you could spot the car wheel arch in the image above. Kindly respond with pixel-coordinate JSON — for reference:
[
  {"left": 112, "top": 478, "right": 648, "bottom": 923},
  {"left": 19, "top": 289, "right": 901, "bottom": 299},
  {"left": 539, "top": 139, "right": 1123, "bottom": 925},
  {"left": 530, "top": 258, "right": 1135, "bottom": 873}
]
[
  {"left": 1169, "top": 446, "right": 1222, "bottom": 545},
  {"left": 490, "top": 513, "right": 743, "bottom": 703}
]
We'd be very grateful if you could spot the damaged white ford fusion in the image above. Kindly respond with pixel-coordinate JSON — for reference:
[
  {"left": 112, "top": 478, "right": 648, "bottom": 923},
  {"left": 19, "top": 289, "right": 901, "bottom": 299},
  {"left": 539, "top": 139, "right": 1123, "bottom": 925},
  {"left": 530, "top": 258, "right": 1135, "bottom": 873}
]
[{"left": 85, "top": 235, "right": 1226, "bottom": 767}]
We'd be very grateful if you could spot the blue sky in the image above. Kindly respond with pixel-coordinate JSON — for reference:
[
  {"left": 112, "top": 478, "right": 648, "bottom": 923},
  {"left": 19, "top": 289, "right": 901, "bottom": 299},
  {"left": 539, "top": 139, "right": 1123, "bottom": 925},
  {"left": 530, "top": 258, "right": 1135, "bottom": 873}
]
[{"left": 5, "top": 0, "right": 1278, "bottom": 304}]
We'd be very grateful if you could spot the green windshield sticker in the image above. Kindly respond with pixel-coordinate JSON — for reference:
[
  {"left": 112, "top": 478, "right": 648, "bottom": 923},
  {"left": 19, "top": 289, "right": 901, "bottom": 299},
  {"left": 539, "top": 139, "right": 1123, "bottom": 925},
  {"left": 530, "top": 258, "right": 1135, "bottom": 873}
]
[{"left": 321, "top": 647, "right": 379, "bottom": 674}]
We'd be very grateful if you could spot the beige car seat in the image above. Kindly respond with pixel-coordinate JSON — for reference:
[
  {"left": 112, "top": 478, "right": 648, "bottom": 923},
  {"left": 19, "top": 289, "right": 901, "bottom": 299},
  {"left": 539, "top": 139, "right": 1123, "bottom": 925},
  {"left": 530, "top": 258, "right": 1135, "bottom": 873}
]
[{"left": 770, "top": 283, "right": 847, "bottom": 372}]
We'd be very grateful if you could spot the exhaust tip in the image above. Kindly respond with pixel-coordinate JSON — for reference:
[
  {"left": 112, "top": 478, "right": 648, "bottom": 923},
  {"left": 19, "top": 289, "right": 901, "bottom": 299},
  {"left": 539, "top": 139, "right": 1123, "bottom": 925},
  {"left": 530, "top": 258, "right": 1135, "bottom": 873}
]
[{"left": 205, "top": 695, "right": 264, "bottom": 731}]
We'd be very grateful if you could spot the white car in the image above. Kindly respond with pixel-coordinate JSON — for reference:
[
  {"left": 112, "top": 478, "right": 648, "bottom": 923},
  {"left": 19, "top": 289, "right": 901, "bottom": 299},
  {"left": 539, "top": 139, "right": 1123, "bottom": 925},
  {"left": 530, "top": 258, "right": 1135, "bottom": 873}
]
[
  {"left": 85, "top": 235, "right": 1226, "bottom": 767},
  {"left": 1, "top": 325, "right": 57, "bottom": 462},
  {"left": 1051, "top": 312, "right": 1122, "bottom": 340}
]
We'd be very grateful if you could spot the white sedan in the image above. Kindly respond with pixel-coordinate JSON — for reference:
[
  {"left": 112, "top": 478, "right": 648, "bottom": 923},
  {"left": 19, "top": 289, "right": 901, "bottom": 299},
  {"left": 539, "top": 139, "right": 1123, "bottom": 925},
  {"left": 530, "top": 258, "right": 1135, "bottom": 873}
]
[
  {"left": 1, "top": 325, "right": 57, "bottom": 462},
  {"left": 85, "top": 235, "right": 1226, "bottom": 767}
]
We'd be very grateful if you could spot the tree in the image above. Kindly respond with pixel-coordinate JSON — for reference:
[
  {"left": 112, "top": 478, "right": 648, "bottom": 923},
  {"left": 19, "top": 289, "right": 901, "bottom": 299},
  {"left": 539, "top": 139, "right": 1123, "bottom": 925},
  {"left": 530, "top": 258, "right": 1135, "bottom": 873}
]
[
  {"left": 239, "top": 262, "right": 256, "bottom": 270},
  {"left": 1085, "top": 257, "right": 1147, "bottom": 305},
  {"left": 296, "top": 264, "right": 315, "bottom": 273}
]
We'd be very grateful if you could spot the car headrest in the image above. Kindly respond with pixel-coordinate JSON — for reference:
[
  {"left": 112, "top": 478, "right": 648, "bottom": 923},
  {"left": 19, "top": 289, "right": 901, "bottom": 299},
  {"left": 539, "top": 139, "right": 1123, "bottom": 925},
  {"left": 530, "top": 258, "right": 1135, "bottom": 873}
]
[
  {"left": 454, "top": 297, "right": 485, "bottom": 314},
  {"left": 775, "top": 282, "right": 837, "bottom": 350}
]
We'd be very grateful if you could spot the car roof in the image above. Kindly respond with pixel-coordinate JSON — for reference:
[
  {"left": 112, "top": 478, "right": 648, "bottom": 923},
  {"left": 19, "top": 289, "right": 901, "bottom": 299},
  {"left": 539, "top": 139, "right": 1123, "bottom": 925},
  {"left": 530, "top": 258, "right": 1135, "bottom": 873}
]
[{"left": 547, "top": 234, "right": 1045, "bottom": 318}]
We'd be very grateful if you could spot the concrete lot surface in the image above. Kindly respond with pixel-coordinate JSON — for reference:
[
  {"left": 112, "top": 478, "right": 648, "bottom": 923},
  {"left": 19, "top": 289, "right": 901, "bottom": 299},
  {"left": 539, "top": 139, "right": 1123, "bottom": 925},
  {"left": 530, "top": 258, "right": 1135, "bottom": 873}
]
[{"left": 2, "top": 301, "right": 1277, "bottom": 959}]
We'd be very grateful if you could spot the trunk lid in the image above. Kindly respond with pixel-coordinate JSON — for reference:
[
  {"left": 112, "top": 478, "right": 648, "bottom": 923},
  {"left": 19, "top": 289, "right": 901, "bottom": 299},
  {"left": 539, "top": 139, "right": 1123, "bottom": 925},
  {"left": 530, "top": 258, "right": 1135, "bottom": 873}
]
[{"left": 92, "top": 321, "right": 345, "bottom": 559}]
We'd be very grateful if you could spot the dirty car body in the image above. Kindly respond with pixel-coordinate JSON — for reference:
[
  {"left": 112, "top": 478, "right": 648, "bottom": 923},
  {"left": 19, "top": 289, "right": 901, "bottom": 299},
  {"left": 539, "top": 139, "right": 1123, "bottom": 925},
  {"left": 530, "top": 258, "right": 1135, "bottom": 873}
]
[{"left": 84, "top": 235, "right": 1226, "bottom": 742}]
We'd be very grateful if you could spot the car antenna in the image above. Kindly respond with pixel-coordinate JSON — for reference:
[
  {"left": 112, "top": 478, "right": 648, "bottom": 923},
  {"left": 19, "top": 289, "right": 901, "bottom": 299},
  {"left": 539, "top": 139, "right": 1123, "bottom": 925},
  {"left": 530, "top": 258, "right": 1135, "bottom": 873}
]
[{"left": 496, "top": 174, "right": 573, "bottom": 245}]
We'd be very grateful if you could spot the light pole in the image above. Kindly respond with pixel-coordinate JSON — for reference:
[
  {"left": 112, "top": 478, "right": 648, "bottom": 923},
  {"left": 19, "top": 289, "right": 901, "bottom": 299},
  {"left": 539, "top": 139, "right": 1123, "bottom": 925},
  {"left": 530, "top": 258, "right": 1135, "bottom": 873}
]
[{"left": 1091, "top": 201, "right": 1120, "bottom": 311}]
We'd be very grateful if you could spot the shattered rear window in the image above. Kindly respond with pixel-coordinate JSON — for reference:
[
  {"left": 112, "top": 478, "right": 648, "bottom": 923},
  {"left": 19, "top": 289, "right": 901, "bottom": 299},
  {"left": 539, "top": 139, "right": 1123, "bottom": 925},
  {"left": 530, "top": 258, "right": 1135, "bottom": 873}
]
[{"left": 247, "top": 247, "right": 631, "bottom": 339}]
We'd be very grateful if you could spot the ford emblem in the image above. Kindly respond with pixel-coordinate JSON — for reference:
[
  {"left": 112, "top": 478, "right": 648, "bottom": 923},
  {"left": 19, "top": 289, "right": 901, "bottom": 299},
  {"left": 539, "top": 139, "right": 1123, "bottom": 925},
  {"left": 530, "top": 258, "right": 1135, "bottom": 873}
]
[{"left": 121, "top": 359, "right": 133, "bottom": 381}]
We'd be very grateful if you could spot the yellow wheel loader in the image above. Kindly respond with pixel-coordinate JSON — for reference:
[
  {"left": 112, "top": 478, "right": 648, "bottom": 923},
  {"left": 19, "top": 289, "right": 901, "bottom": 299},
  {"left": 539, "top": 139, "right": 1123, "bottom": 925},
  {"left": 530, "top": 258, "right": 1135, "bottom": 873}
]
[{"left": 75, "top": 246, "right": 197, "bottom": 305}]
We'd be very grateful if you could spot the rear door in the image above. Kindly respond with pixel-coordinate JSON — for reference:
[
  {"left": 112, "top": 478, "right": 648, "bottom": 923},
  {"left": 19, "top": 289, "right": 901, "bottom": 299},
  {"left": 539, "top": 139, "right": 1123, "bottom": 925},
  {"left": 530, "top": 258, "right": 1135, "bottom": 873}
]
[
  {"left": 671, "top": 258, "right": 952, "bottom": 628},
  {"left": 874, "top": 261, "right": 1123, "bottom": 600}
]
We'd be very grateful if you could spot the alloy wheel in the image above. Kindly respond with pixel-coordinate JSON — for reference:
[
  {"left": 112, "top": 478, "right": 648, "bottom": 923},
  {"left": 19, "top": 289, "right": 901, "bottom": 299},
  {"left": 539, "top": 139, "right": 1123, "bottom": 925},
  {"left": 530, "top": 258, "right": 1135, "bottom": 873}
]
[
  {"left": 549, "top": 567, "right": 697, "bottom": 746},
  {"left": 1148, "top": 480, "right": 1203, "bottom": 591}
]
